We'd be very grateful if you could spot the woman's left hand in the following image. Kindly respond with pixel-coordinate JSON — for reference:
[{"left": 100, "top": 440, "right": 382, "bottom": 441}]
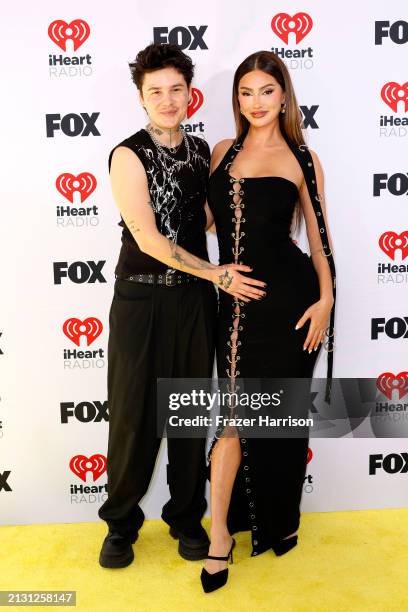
[{"left": 295, "top": 297, "right": 334, "bottom": 353}]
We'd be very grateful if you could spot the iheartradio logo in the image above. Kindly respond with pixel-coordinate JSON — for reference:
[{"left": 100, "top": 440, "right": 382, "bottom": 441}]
[
  {"left": 56, "top": 172, "right": 97, "bottom": 203},
  {"left": 376, "top": 372, "right": 408, "bottom": 400},
  {"left": 63, "top": 317, "right": 103, "bottom": 346},
  {"left": 381, "top": 82, "right": 408, "bottom": 113},
  {"left": 48, "top": 19, "right": 90, "bottom": 52},
  {"left": 271, "top": 12, "right": 313, "bottom": 44},
  {"left": 187, "top": 88, "right": 203, "bottom": 119},
  {"left": 378, "top": 231, "right": 408, "bottom": 261},
  {"left": 307, "top": 447, "right": 313, "bottom": 464},
  {"left": 69, "top": 454, "right": 106, "bottom": 482}
]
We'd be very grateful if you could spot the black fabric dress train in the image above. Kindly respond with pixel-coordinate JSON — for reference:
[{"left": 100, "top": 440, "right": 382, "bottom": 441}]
[{"left": 207, "top": 137, "right": 336, "bottom": 556}]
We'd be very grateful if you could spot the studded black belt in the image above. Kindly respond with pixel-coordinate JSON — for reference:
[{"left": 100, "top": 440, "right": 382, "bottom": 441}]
[{"left": 116, "top": 269, "right": 199, "bottom": 287}]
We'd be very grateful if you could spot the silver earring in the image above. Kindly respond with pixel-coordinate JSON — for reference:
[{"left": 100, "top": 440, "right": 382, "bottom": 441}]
[{"left": 280, "top": 103, "right": 286, "bottom": 114}]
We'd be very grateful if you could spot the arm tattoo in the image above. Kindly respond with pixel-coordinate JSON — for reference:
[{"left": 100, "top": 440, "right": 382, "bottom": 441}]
[
  {"left": 218, "top": 269, "right": 233, "bottom": 289},
  {"left": 169, "top": 240, "right": 214, "bottom": 271},
  {"left": 127, "top": 219, "right": 140, "bottom": 233},
  {"left": 170, "top": 242, "right": 185, "bottom": 268}
]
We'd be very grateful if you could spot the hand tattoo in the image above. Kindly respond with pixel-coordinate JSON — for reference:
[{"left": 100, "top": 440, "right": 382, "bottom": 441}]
[{"left": 218, "top": 269, "right": 233, "bottom": 289}]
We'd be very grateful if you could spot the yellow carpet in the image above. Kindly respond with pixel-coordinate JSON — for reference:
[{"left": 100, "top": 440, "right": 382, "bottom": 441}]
[{"left": 0, "top": 510, "right": 407, "bottom": 612}]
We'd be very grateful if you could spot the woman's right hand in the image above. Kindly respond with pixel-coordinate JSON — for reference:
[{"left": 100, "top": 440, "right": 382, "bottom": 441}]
[{"left": 212, "top": 263, "right": 267, "bottom": 302}]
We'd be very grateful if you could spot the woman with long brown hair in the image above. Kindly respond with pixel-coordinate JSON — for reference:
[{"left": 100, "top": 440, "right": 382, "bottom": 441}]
[{"left": 200, "top": 51, "right": 336, "bottom": 592}]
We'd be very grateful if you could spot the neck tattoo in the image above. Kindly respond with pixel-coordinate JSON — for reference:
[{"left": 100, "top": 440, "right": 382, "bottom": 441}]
[
  {"left": 146, "top": 123, "right": 191, "bottom": 166},
  {"left": 147, "top": 123, "right": 184, "bottom": 154}
]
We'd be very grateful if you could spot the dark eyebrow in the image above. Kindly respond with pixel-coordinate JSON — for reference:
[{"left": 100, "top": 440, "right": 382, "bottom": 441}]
[
  {"left": 239, "top": 83, "right": 276, "bottom": 91},
  {"left": 147, "top": 82, "right": 185, "bottom": 91}
]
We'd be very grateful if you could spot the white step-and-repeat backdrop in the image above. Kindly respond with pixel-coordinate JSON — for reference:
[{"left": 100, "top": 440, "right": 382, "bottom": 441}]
[{"left": 1, "top": 0, "right": 407, "bottom": 525}]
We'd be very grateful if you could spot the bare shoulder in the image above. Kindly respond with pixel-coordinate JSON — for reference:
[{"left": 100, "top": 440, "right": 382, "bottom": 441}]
[
  {"left": 112, "top": 145, "right": 142, "bottom": 165},
  {"left": 309, "top": 148, "right": 323, "bottom": 174},
  {"left": 109, "top": 146, "right": 149, "bottom": 195},
  {"left": 111, "top": 145, "right": 145, "bottom": 176},
  {"left": 298, "top": 147, "right": 325, "bottom": 200},
  {"left": 212, "top": 138, "right": 234, "bottom": 156},
  {"left": 210, "top": 138, "right": 234, "bottom": 173}
]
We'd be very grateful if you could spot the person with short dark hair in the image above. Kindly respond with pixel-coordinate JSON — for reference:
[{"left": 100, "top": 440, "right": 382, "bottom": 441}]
[{"left": 98, "top": 43, "right": 265, "bottom": 569}]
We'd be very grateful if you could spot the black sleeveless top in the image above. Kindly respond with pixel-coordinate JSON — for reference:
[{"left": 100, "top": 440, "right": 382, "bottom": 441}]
[{"left": 109, "top": 129, "right": 211, "bottom": 275}]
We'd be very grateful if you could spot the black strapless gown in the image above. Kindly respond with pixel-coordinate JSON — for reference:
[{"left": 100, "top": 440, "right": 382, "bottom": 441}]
[{"left": 207, "top": 141, "right": 322, "bottom": 556}]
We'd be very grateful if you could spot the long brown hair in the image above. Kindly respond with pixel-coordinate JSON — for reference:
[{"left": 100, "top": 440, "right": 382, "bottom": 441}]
[{"left": 232, "top": 50, "right": 305, "bottom": 229}]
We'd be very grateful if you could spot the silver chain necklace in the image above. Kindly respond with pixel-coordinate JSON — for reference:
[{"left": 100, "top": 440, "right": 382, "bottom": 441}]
[
  {"left": 146, "top": 124, "right": 191, "bottom": 168},
  {"left": 148, "top": 123, "right": 184, "bottom": 153}
]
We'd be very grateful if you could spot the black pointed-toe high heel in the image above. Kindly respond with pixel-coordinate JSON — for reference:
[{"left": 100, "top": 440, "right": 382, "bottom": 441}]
[
  {"left": 271, "top": 534, "right": 298, "bottom": 556},
  {"left": 200, "top": 538, "right": 236, "bottom": 593}
]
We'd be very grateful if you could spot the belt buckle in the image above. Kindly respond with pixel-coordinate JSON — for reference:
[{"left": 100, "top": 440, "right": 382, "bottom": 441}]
[{"left": 165, "top": 269, "right": 176, "bottom": 287}]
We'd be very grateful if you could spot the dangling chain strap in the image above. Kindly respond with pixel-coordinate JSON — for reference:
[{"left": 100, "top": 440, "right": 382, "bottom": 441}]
[{"left": 287, "top": 142, "right": 336, "bottom": 403}]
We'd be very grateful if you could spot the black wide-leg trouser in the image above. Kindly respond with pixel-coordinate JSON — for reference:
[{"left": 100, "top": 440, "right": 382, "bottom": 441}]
[{"left": 98, "top": 278, "right": 217, "bottom": 541}]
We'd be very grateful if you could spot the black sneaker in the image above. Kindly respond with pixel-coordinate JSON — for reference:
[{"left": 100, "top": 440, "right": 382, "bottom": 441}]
[
  {"left": 99, "top": 531, "right": 136, "bottom": 568},
  {"left": 169, "top": 525, "right": 210, "bottom": 561}
]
